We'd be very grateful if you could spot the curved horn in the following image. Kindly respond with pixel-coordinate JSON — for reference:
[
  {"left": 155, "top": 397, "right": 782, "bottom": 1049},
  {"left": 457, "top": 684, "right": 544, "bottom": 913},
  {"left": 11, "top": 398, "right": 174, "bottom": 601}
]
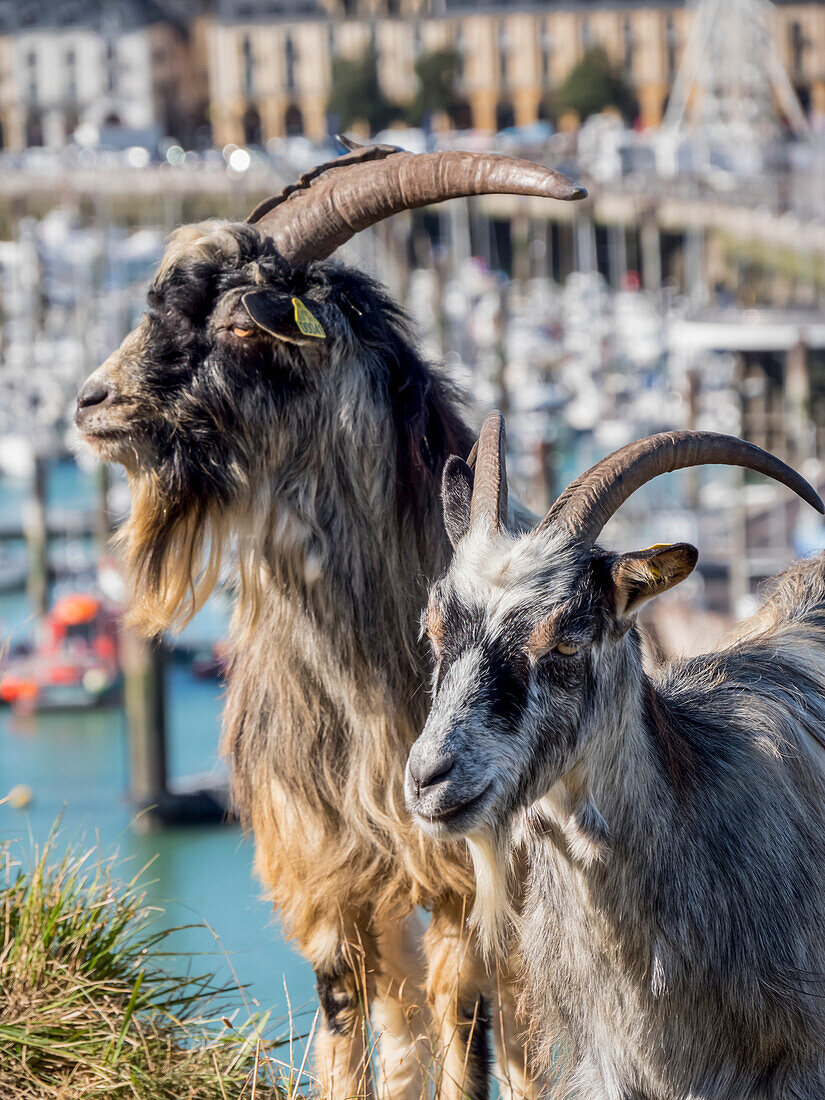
[
  {"left": 539, "top": 430, "right": 824, "bottom": 547},
  {"left": 470, "top": 410, "right": 508, "bottom": 532},
  {"left": 247, "top": 139, "right": 586, "bottom": 265}
]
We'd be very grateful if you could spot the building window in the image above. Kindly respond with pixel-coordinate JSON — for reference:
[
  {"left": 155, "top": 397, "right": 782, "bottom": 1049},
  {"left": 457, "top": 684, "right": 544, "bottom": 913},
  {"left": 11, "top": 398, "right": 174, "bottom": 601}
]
[
  {"left": 496, "top": 101, "right": 514, "bottom": 130},
  {"left": 665, "top": 15, "right": 678, "bottom": 83},
  {"left": 25, "top": 49, "right": 37, "bottom": 102},
  {"left": 581, "top": 17, "right": 593, "bottom": 52},
  {"left": 285, "top": 103, "right": 304, "bottom": 135},
  {"left": 540, "top": 20, "right": 552, "bottom": 87},
  {"left": 65, "top": 47, "right": 77, "bottom": 100},
  {"left": 452, "top": 100, "right": 472, "bottom": 130},
  {"left": 498, "top": 22, "right": 509, "bottom": 87},
  {"left": 104, "top": 38, "right": 117, "bottom": 93},
  {"left": 413, "top": 21, "right": 422, "bottom": 58},
  {"left": 242, "top": 35, "right": 255, "bottom": 96},
  {"left": 455, "top": 22, "right": 466, "bottom": 81},
  {"left": 243, "top": 103, "right": 261, "bottom": 145},
  {"left": 25, "top": 108, "right": 43, "bottom": 144},
  {"left": 790, "top": 21, "right": 807, "bottom": 79},
  {"left": 284, "top": 35, "right": 297, "bottom": 93},
  {"left": 623, "top": 18, "right": 634, "bottom": 78}
]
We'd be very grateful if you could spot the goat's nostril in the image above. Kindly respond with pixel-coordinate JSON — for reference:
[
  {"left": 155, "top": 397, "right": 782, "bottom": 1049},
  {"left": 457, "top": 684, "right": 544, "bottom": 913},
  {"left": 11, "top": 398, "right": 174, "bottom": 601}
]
[
  {"left": 77, "top": 379, "right": 111, "bottom": 410},
  {"left": 409, "top": 754, "right": 456, "bottom": 793}
]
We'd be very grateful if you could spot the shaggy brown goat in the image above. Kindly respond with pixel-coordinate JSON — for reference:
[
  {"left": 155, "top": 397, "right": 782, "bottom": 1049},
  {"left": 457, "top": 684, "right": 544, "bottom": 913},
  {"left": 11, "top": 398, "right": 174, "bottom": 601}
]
[{"left": 74, "top": 143, "right": 585, "bottom": 1100}]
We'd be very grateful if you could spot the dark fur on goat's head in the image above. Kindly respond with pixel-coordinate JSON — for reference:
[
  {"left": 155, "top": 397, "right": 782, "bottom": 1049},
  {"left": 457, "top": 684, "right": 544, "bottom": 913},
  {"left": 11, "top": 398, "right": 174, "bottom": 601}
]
[
  {"left": 76, "top": 221, "right": 470, "bottom": 633},
  {"left": 408, "top": 518, "right": 646, "bottom": 837}
]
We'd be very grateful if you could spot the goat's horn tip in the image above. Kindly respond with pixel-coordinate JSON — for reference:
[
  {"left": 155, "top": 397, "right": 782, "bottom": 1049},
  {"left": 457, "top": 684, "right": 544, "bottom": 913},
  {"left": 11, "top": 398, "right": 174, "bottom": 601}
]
[
  {"left": 553, "top": 176, "right": 588, "bottom": 201},
  {"left": 336, "top": 133, "right": 359, "bottom": 150},
  {"left": 794, "top": 473, "right": 824, "bottom": 514}
]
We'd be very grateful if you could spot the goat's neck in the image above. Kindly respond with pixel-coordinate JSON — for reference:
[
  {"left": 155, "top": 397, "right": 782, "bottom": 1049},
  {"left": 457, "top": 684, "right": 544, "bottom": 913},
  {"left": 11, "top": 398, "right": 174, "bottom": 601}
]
[
  {"left": 241, "top": 459, "right": 450, "bottom": 709},
  {"left": 542, "top": 665, "right": 686, "bottom": 868}
]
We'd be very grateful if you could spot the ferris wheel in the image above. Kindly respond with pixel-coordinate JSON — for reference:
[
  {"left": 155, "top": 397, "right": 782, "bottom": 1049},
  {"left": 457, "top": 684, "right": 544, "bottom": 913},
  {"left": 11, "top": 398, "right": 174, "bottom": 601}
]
[{"left": 663, "top": 0, "right": 810, "bottom": 143}]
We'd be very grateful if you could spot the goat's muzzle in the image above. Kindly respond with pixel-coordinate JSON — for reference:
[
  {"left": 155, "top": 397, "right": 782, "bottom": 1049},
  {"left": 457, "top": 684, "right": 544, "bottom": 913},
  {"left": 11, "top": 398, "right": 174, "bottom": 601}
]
[
  {"left": 75, "top": 366, "right": 116, "bottom": 430},
  {"left": 405, "top": 736, "right": 494, "bottom": 838},
  {"left": 74, "top": 364, "right": 136, "bottom": 464},
  {"left": 77, "top": 375, "right": 112, "bottom": 413}
]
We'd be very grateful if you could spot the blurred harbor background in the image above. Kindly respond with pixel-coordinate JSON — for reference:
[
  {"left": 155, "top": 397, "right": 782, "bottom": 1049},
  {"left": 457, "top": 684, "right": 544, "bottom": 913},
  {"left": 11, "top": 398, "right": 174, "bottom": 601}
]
[{"left": 1, "top": 0, "right": 825, "bottom": 1024}]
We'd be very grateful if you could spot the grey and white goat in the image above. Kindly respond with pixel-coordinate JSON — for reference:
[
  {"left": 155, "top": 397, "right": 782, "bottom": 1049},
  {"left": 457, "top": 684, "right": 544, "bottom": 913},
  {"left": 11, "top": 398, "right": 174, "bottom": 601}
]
[{"left": 407, "top": 411, "right": 825, "bottom": 1099}]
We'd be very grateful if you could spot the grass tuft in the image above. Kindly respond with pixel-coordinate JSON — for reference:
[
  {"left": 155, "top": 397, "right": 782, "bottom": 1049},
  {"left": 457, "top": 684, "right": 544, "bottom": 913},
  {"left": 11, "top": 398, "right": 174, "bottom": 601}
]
[{"left": 0, "top": 825, "right": 294, "bottom": 1099}]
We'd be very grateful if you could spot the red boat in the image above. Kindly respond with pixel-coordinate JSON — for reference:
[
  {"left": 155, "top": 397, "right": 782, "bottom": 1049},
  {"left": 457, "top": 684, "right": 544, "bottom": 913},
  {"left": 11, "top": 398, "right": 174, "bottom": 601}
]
[{"left": 0, "top": 594, "right": 122, "bottom": 712}]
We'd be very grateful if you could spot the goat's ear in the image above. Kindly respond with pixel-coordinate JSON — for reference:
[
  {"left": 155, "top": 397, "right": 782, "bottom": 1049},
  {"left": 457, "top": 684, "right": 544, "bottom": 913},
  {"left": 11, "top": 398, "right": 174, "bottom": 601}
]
[
  {"left": 611, "top": 543, "right": 698, "bottom": 618},
  {"left": 242, "top": 291, "right": 327, "bottom": 344},
  {"left": 442, "top": 455, "right": 474, "bottom": 549}
]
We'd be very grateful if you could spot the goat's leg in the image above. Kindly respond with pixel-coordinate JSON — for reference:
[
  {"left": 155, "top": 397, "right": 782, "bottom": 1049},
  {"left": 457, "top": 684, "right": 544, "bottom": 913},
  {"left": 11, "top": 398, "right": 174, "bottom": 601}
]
[
  {"left": 489, "top": 962, "right": 540, "bottom": 1100},
  {"left": 309, "top": 920, "right": 378, "bottom": 1100},
  {"left": 424, "top": 897, "right": 490, "bottom": 1100},
  {"left": 372, "top": 911, "right": 430, "bottom": 1100}
]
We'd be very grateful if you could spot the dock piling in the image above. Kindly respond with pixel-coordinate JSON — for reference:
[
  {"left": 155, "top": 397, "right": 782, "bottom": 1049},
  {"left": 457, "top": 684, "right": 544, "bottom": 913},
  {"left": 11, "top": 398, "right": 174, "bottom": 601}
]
[
  {"left": 23, "top": 452, "right": 49, "bottom": 629},
  {"left": 122, "top": 631, "right": 169, "bottom": 808}
]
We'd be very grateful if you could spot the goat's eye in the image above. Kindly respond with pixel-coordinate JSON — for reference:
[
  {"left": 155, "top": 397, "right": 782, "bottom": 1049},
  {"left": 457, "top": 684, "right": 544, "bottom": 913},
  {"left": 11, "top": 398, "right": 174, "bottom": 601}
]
[
  {"left": 231, "top": 326, "right": 255, "bottom": 338},
  {"left": 555, "top": 641, "right": 580, "bottom": 656}
]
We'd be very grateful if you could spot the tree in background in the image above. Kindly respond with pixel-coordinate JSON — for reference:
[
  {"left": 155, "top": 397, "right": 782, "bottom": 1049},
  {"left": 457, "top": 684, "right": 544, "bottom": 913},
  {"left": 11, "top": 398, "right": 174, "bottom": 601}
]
[
  {"left": 547, "top": 46, "right": 637, "bottom": 124},
  {"left": 406, "top": 48, "right": 462, "bottom": 128},
  {"left": 327, "top": 47, "right": 394, "bottom": 135}
]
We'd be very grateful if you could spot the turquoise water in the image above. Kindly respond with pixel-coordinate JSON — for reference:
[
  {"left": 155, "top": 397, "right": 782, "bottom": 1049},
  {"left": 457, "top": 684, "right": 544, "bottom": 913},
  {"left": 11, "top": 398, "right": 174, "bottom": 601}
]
[{"left": 0, "top": 460, "right": 315, "bottom": 1031}]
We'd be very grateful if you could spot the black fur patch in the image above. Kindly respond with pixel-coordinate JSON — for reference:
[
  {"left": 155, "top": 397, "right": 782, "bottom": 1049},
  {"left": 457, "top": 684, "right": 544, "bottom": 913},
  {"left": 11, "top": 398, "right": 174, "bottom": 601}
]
[
  {"left": 321, "top": 264, "right": 474, "bottom": 529},
  {"left": 462, "top": 994, "right": 491, "bottom": 1100},
  {"left": 442, "top": 456, "right": 474, "bottom": 548},
  {"left": 315, "top": 965, "right": 356, "bottom": 1036}
]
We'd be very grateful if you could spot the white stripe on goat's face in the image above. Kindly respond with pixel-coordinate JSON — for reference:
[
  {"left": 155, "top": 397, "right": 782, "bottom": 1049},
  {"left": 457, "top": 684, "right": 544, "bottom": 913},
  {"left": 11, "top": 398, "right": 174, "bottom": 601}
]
[{"left": 405, "top": 522, "right": 611, "bottom": 838}]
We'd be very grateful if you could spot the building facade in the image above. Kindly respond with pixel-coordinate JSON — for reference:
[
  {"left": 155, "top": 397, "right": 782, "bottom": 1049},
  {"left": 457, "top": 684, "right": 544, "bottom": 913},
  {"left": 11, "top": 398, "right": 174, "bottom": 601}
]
[
  {"left": 0, "top": 0, "right": 820, "bottom": 151},
  {"left": 207, "top": 0, "right": 825, "bottom": 146},
  {"left": 0, "top": 1, "right": 210, "bottom": 151}
]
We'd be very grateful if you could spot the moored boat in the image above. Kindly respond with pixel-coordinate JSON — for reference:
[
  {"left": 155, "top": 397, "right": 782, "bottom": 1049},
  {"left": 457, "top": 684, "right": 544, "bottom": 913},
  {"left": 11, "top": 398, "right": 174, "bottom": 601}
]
[{"left": 0, "top": 593, "right": 121, "bottom": 712}]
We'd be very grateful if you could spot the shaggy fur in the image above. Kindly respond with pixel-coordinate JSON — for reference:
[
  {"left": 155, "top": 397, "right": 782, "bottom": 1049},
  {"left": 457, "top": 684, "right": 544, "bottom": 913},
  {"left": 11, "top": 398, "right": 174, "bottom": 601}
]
[
  {"left": 407, "top": 465, "right": 825, "bottom": 1098},
  {"left": 76, "top": 222, "right": 534, "bottom": 1100}
]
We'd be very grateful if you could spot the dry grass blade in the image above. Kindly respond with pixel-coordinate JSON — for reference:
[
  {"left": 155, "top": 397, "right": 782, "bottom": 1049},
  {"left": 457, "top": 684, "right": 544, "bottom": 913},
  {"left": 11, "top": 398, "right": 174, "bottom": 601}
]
[{"left": 0, "top": 825, "right": 298, "bottom": 1100}]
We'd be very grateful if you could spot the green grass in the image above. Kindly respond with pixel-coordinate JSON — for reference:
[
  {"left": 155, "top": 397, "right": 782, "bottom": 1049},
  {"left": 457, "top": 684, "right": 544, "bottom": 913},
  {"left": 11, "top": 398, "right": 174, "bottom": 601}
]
[{"left": 0, "top": 824, "right": 302, "bottom": 1099}]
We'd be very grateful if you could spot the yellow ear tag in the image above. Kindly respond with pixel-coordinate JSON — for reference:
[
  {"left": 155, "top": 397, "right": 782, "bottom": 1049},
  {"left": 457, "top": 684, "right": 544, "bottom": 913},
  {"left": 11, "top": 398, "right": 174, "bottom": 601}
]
[
  {"left": 641, "top": 545, "right": 672, "bottom": 583},
  {"left": 292, "top": 297, "right": 326, "bottom": 338}
]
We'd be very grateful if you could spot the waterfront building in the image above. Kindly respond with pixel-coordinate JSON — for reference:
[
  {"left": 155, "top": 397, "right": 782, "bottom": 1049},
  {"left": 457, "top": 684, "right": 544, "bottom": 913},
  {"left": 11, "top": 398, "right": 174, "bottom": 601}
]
[
  {"left": 0, "top": 1, "right": 211, "bottom": 151},
  {"left": 206, "top": 0, "right": 825, "bottom": 146},
  {"left": 0, "top": 1, "right": 820, "bottom": 152}
]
